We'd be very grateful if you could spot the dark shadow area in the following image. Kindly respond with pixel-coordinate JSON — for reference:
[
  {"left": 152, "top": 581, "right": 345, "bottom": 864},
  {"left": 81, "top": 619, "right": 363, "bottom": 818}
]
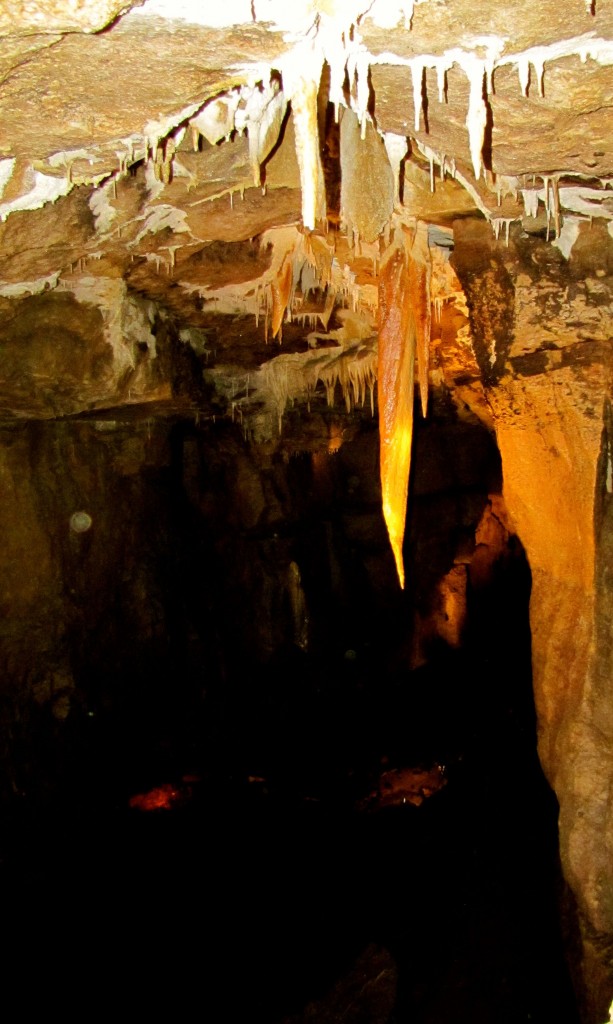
[
  {"left": 319, "top": 63, "right": 343, "bottom": 224},
  {"left": 0, "top": 409, "right": 578, "bottom": 1021},
  {"left": 482, "top": 78, "right": 494, "bottom": 172}
]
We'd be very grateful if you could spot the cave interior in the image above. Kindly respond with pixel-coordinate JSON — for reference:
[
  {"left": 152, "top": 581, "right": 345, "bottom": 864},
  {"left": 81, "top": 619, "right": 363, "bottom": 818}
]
[
  {"left": 1, "top": 405, "right": 573, "bottom": 1023},
  {"left": 1, "top": 1, "right": 613, "bottom": 1021}
]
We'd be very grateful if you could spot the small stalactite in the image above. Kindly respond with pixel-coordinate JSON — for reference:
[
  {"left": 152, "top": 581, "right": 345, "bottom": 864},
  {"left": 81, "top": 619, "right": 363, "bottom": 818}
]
[
  {"left": 377, "top": 230, "right": 416, "bottom": 589},
  {"left": 465, "top": 58, "right": 487, "bottom": 180},
  {"left": 271, "top": 258, "right": 293, "bottom": 339},
  {"left": 383, "top": 133, "right": 408, "bottom": 205}
]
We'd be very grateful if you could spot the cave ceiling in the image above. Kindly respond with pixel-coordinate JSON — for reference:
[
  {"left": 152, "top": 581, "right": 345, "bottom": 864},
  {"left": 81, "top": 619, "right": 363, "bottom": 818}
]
[{"left": 1, "top": 1, "right": 612, "bottom": 464}]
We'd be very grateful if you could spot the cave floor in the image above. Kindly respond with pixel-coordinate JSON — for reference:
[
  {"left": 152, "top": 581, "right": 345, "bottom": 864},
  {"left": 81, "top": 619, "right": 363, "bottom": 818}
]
[{"left": 0, "top": 677, "right": 578, "bottom": 1024}]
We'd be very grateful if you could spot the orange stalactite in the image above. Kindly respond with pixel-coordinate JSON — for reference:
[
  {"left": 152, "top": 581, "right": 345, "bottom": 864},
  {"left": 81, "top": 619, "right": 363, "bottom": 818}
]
[
  {"left": 270, "top": 257, "right": 293, "bottom": 339},
  {"left": 408, "top": 221, "right": 432, "bottom": 419},
  {"left": 377, "top": 233, "right": 416, "bottom": 589}
]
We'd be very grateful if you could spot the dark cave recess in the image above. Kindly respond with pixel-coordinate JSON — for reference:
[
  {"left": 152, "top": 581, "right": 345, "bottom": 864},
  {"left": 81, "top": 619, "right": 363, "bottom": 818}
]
[{"left": 0, "top": 405, "right": 578, "bottom": 1022}]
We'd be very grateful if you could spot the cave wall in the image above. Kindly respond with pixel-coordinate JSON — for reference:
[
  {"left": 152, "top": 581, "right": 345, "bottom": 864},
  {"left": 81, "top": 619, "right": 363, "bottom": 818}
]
[
  {"left": 451, "top": 219, "right": 613, "bottom": 1019},
  {"left": 494, "top": 369, "right": 612, "bottom": 1018}
]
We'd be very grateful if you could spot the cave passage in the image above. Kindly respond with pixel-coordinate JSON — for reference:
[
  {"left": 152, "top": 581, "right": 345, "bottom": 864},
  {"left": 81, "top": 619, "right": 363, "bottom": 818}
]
[{"left": 0, "top": 407, "right": 579, "bottom": 1022}]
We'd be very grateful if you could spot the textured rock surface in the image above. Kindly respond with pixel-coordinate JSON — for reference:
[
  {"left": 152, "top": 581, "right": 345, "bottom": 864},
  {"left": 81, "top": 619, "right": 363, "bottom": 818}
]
[
  {"left": 1, "top": 0, "right": 142, "bottom": 35},
  {"left": 450, "top": 220, "right": 613, "bottom": 1020},
  {"left": 0, "top": 0, "right": 612, "bottom": 1017}
]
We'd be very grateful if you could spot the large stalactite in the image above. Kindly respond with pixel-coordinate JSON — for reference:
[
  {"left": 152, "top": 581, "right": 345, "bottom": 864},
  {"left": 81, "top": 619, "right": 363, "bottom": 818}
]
[
  {"left": 377, "top": 219, "right": 434, "bottom": 589},
  {"left": 377, "top": 228, "right": 416, "bottom": 590}
]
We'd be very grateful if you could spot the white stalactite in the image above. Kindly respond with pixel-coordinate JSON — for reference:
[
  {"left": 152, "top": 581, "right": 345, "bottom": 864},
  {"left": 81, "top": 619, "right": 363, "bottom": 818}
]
[
  {"left": 435, "top": 58, "right": 448, "bottom": 103},
  {"left": 518, "top": 56, "right": 530, "bottom": 96},
  {"left": 383, "top": 132, "right": 408, "bottom": 202},
  {"left": 522, "top": 189, "right": 540, "bottom": 218},
  {"left": 352, "top": 49, "right": 372, "bottom": 138},
  {"left": 533, "top": 58, "right": 545, "bottom": 96},
  {"left": 282, "top": 44, "right": 326, "bottom": 231},
  {"left": 464, "top": 57, "right": 487, "bottom": 180},
  {"left": 327, "top": 38, "right": 349, "bottom": 121}
]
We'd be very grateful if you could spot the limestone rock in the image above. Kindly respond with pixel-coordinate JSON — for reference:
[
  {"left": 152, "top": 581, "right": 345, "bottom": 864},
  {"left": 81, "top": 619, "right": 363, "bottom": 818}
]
[{"left": 1, "top": 0, "right": 143, "bottom": 36}]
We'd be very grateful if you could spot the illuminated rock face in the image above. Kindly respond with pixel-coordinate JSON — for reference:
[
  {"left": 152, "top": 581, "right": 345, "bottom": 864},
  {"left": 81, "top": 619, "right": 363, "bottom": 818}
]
[
  {"left": 450, "top": 221, "right": 613, "bottom": 1021},
  {"left": 493, "top": 369, "right": 612, "bottom": 1017},
  {"left": 0, "top": 0, "right": 613, "bottom": 1016}
]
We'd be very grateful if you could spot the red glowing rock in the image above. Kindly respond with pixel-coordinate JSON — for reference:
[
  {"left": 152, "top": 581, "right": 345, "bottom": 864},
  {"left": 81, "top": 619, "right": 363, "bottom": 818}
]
[{"left": 128, "top": 783, "right": 184, "bottom": 811}]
